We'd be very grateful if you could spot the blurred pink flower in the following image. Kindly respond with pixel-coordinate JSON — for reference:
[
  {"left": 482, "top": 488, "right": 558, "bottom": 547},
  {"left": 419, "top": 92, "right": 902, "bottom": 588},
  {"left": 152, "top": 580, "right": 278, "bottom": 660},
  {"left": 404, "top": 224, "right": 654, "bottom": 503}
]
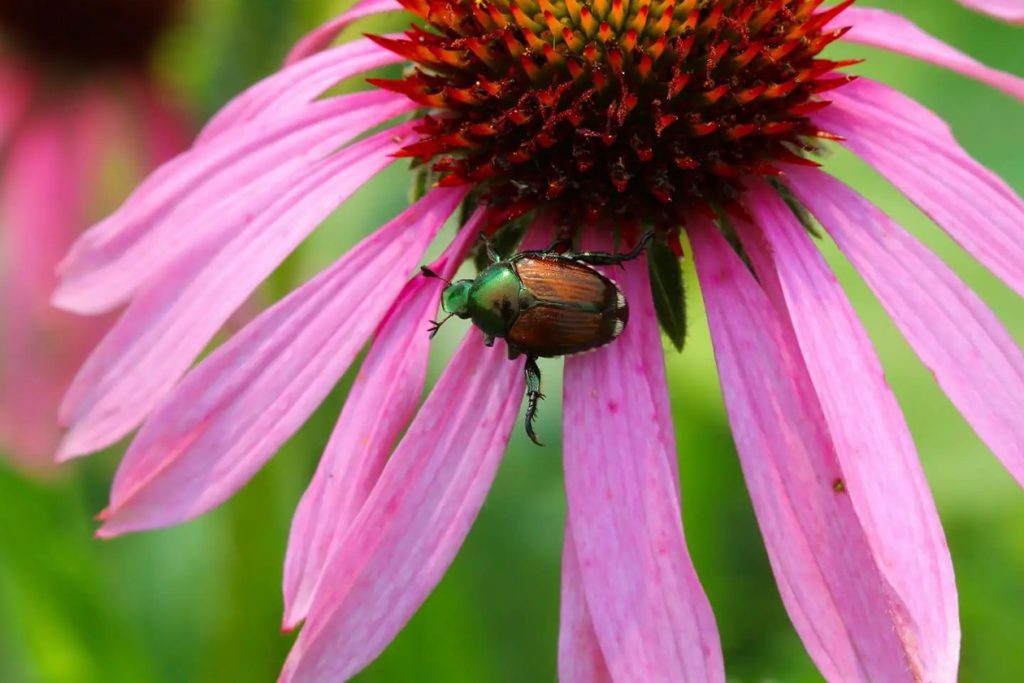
[
  {"left": 56, "top": 0, "right": 1022, "bottom": 681},
  {"left": 0, "top": 0, "right": 189, "bottom": 472}
]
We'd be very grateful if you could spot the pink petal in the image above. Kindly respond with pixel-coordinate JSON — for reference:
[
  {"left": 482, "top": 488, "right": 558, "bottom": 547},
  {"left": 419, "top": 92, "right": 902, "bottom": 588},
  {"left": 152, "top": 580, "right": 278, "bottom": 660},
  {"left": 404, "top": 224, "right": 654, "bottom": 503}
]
[
  {"left": 815, "top": 78, "right": 1024, "bottom": 299},
  {"left": 284, "top": 0, "right": 403, "bottom": 66},
  {"left": 690, "top": 220, "right": 923, "bottom": 683},
  {"left": 559, "top": 526, "right": 613, "bottom": 683},
  {"left": 834, "top": 7, "right": 1024, "bottom": 100},
  {"left": 954, "top": 0, "right": 1024, "bottom": 23},
  {"left": 562, "top": 252, "right": 724, "bottom": 682},
  {"left": 95, "top": 186, "right": 460, "bottom": 535},
  {"left": 199, "top": 37, "right": 403, "bottom": 144},
  {"left": 787, "top": 168, "right": 1024, "bottom": 489},
  {"left": 56, "top": 91, "right": 413, "bottom": 314},
  {"left": 281, "top": 209, "right": 483, "bottom": 628},
  {"left": 58, "top": 125, "right": 422, "bottom": 460},
  {"left": 742, "top": 182, "right": 959, "bottom": 682},
  {"left": 279, "top": 330, "right": 522, "bottom": 683}
]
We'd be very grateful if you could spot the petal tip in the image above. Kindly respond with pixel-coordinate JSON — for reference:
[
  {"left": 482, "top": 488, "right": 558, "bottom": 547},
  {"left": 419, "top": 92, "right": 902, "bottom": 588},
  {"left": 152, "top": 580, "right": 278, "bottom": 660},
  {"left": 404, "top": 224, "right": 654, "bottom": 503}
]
[{"left": 54, "top": 434, "right": 90, "bottom": 462}]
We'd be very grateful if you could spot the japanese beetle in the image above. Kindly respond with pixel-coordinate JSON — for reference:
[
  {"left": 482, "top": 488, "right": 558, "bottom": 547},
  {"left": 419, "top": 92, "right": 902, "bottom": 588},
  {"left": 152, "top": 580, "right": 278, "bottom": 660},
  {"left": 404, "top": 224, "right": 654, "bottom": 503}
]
[{"left": 422, "top": 231, "right": 654, "bottom": 445}]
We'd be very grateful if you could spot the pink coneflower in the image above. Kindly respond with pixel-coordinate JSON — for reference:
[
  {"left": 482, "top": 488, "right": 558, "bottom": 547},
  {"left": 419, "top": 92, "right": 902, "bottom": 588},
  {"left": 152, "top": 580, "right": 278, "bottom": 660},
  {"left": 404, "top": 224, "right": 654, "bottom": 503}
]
[
  {"left": 56, "top": 0, "right": 1021, "bottom": 681},
  {"left": 0, "top": 0, "right": 188, "bottom": 472}
]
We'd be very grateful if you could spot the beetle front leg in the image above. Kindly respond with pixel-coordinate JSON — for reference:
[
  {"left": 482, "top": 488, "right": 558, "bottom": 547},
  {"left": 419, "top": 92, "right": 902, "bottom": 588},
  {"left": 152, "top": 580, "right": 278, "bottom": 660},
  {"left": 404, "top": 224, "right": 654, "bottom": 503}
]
[
  {"left": 478, "top": 232, "right": 501, "bottom": 263},
  {"left": 523, "top": 356, "right": 545, "bottom": 447},
  {"left": 483, "top": 334, "right": 495, "bottom": 348},
  {"left": 572, "top": 230, "right": 655, "bottom": 267}
]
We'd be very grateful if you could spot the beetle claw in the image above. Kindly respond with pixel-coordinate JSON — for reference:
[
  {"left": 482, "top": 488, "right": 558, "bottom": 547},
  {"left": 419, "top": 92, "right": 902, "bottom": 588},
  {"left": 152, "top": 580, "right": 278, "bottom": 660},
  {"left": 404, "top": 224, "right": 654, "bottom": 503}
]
[
  {"left": 525, "top": 394, "right": 545, "bottom": 446},
  {"left": 525, "top": 420, "right": 544, "bottom": 447}
]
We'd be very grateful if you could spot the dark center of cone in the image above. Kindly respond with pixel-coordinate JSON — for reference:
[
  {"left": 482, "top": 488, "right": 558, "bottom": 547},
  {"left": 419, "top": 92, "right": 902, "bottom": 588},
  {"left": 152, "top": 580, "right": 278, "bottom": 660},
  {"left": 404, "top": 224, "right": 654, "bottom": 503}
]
[{"left": 372, "top": 0, "right": 857, "bottom": 230}]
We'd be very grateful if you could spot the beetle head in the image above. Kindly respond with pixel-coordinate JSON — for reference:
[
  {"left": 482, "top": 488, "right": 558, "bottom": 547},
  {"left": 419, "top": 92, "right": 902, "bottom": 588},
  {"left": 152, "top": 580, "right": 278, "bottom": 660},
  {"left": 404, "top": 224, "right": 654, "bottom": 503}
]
[{"left": 441, "top": 280, "right": 473, "bottom": 318}]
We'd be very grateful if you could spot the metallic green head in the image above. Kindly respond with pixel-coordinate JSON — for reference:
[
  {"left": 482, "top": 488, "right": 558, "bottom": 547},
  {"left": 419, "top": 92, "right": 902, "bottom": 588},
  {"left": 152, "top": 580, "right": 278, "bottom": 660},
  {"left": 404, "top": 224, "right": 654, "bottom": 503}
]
[{"left": 441, "top": 279, "right": 473, "bottom": 318}]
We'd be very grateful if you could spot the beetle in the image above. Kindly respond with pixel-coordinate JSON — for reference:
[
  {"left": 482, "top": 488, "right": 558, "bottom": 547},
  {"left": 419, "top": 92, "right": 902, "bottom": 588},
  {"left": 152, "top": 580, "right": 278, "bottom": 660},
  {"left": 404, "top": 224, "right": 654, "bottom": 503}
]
[{"left": 421, "top": 230, "right": 654, "bottom": 445}]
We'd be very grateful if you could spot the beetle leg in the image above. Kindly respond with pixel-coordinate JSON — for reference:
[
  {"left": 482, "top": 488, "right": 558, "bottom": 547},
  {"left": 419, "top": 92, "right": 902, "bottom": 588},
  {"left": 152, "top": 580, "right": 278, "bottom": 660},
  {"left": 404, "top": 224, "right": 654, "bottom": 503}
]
[
  {"left": 483, "top": 334, "right": 495, "bottom": 348},
  {"left": 524, "top": 356, "right": 545, "bottom": 447},
  {"left": 572, "top": 230, "right": 655, "bottom": 267},
  {"left": 507, "top": 345, "right": 521, "bottom": 360},
  {"left": 544, "top": 236, "right": 574, "bottom": 254},
  {"left": 478, "top": 231, "right": 501, "bottom": 263}
]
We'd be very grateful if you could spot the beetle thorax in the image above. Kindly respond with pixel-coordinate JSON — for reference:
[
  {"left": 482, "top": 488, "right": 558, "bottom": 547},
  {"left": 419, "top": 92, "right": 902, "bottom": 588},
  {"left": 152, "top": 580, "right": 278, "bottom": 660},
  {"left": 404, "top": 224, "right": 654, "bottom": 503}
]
[{"left": 467, "top": 264, "right": 523, "bottom": 338}]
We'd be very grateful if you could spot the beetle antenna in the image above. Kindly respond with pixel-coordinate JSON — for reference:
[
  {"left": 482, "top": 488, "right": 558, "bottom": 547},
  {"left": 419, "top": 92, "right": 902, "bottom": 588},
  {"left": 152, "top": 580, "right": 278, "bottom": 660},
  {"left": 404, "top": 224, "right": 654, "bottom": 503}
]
[
  {"left": 427, "top": 313, "right": 455, "bottom": 339},
  {"left": 420, "top": 265, "right": 451, "bottom": 285}
]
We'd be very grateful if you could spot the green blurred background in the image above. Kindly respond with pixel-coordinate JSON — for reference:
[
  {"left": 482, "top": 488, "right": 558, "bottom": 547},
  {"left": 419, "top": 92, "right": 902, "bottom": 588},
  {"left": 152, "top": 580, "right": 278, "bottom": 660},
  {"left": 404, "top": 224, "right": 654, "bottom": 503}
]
[{"left": 1, "top": 1, "right": 1022, "bottom": 681}]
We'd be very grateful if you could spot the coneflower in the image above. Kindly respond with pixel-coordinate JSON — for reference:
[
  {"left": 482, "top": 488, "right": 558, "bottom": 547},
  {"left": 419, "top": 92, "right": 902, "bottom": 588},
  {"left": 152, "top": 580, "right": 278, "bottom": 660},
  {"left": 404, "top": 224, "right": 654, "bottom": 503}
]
[
  {"left": 54, "top": 1, "right": 1022, "bottom": 681},
  {"left": 0, "top": 0, "right": 188, "bottom": 471}
]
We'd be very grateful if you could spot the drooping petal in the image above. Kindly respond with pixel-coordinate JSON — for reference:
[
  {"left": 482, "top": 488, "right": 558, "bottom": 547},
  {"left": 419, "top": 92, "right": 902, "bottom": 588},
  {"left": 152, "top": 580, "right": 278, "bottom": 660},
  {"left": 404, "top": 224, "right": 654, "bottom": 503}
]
[
  {"left": 56, "top": 91, "right": 414, "bottom": 314},
  {"left": 954, "top": 0, "right": 1024, "bottom": 23},
  {"left": 558, "top": 526, "right": 613, "bottom": 683},
  {"left": 284, "top": 0, "right": 403, "bottom": 66},
  {"left": 815, "top": 78, "right": 1024, "bottom": 299},
  {"left": 281, "top": 209, "right": 482, "bottom": 629},
  {"left": 94, "top": 186, "right": 460, "bottom": 535},
  {"left": 0, "top": 101, "right": 102, "bottom": 467},
  {"left": 0, "top": 61, "right": 34, "bottom": 143},
  {"left": 562, "top": 255, "right": 724, "bottom": 683},
  {"left": 787, "top": 168, "right": 1024, "bottom": 488},
  {"left": 834, "top": 7, "right": 1024, "bottom": 100},
  {"left": 690, "top": 220, "right": 922, "bottom": 683},
  {"left": 279, "top": 331, "right": 522, "bottom": 683},
  {"left": 742, "top": 182, "right": 959, "bottom": 682},
  {"left": 199, "top": 37, "right": 403, "bottom": 144},
  {"left": 131, "top": 80, "right": 193, "bottom": 167},
  {"left": 58, "top": 125, "right": 422, "bottom": 460}
]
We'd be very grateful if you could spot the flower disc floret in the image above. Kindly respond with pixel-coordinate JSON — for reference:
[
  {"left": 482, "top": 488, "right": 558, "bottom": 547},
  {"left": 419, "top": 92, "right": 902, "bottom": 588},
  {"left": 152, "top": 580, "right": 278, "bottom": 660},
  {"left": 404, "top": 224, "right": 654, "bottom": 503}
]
[{"left": 372, "top": 0, "right": 858, "bottom": 226}]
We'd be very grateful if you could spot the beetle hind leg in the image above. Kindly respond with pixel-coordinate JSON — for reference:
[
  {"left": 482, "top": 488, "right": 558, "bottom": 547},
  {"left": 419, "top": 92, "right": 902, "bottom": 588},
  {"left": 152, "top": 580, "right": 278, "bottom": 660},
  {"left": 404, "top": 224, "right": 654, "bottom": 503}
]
[
  {"left": 572, "top": 230, "right": 655, "bottom": 267},
  {"left": 544, "top": 234, "right": 574, "bottom": 254},
  {"left": 524, "top": 356, "right": 545, "bottom": 447}
]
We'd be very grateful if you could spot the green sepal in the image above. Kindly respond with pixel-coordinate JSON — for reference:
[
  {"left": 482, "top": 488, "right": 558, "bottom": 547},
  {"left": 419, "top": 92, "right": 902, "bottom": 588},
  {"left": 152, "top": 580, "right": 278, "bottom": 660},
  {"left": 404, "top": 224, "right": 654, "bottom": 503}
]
[
  {"left": 716, "top": 214, "right": 758, "bottom": 280},
  {"left": 408, "top": 158, "right": 433, "bottom": 204},
  {"left": 770, "top": 178, "right": 821, "bottom": 238},
  {"left": 647, "top": 238, "right": 687, "bottom": 352}
]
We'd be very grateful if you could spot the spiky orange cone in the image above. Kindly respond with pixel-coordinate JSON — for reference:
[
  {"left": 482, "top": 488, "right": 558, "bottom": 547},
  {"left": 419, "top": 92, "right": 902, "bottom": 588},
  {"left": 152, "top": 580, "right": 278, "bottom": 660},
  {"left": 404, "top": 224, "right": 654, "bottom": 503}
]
[{"left": 373, "top": 0, "right": 857, "bottom": 226}]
